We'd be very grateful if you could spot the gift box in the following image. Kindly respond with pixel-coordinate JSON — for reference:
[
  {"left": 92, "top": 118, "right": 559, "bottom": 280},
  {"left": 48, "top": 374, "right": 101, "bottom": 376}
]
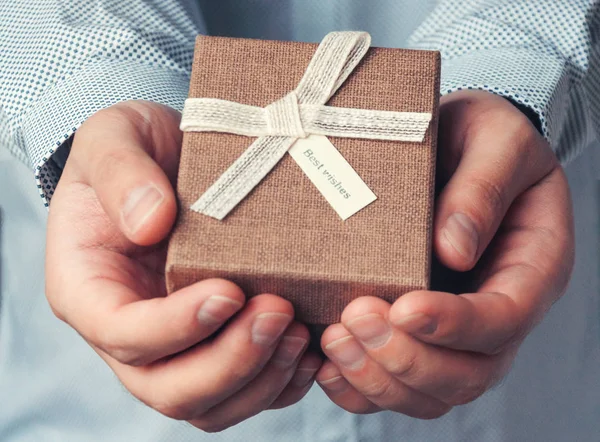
[{"left": 166, "top": 32, "right": 440, "bottom": 327}]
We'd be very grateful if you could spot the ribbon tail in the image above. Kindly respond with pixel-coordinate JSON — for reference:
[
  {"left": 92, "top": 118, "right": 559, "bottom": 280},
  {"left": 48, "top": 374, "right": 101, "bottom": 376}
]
[
  {"left": 190, "top": 136, "right": 297, "bottom": 220},
  {"left": 300, "top": 105, "right": 432, "bottom": 141}
]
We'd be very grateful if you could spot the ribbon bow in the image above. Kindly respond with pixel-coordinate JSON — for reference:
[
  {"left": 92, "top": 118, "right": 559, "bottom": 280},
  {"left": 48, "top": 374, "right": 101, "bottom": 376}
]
[{"left": 180, "top": 31, "right": 432, "bottom": 220}]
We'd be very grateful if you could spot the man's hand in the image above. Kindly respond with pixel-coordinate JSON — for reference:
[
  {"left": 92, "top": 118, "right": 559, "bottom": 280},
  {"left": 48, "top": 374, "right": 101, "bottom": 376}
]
[
  {"left": 315, "top": 90, "right": 575, "bottom": 418},
  {"left": 45, "top": 100, "right": 321, "bottom": 432}
]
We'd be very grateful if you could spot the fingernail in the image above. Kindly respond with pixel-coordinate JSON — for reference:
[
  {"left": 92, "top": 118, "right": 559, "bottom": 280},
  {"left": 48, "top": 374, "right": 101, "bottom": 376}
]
[
  {"left": 251, "top": 312, "right": 292, "bottom": 346},
  {"left": 197, "top": 295, "right": 243, "bottom": 325},
  {"left": 318, "top": 375, "right": 348, "bottom": 393},
  {"left": 121, "top": 183, "right": 164, "bottom": 234},
  {"left": 325, "top": 336, "right": 365, "bottom": 370},
  {"left": 272, "top": 336, "right": 307, "bottom": 368},
  {"left": 393, "top": 313, "right": 437, "bottom": 335},
  {"left": 346, "top": 314, "right": 391, "bottom": 349},
  {"left": 292, "top": 367, "right": 319, "bottom": 388},
  {"left": 442, "top": 212, "right": 478, "bottom": 262}
]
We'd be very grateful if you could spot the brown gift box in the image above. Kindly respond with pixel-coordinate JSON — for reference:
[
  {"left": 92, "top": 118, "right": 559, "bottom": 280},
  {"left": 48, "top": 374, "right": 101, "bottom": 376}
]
[{"left": 166, "top": 35, "right": 441, "bottom": 326}]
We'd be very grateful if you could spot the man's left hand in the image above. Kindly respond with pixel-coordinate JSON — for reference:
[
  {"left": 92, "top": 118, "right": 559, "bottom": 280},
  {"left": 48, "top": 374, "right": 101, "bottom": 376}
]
[{"left": 315, "top": 90, "right": 575, "bottom": 418}]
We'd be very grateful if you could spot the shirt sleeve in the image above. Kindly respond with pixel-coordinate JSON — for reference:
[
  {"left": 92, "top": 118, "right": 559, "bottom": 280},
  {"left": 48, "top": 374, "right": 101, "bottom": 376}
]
[
  {"left": 407, "top": 0, "right": 600, "bottom": 165},
  {"left": 0, "top": 0, "right": 205, "bottom": 206}
]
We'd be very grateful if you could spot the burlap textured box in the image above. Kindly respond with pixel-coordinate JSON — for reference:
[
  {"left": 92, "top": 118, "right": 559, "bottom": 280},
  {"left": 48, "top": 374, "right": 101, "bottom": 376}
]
[{"left": 166, "top": 35, "right": 440, "bottom": 326}]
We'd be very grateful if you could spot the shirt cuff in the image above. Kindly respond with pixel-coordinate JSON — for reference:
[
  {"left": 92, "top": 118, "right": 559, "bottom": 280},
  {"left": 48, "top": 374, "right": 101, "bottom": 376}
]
[
  {"left": 440, "top": 47, "right": 578, "bottom": 164},
  {"left": 21, "top": 58, "right": 190, "bottom": 206}
]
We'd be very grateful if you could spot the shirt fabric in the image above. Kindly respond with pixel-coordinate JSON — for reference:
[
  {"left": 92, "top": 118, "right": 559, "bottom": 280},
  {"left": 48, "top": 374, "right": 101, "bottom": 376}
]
[
  {"left": 1, "top": 1, "right": 599, "bottom": 205},
  {"left": 1, "top": 1, "right": 600, "bottom": 441}
]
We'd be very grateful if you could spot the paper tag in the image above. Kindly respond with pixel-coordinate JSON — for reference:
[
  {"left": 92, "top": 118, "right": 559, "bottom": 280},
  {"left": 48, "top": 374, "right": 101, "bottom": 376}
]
[{"left": 288, "top": 135, "right": 377, "bottom": 220}]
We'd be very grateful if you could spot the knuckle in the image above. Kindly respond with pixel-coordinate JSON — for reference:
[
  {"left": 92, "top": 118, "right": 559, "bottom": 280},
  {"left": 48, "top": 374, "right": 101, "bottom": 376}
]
[
  {"left": 44, "top": 281, "right": 67, "bottom": 322},
  {"left": 450, "top": 381, "right": 487, "bottom": 405},
  {"left": 510, "top": 113, "right": 538, "bottom": 149},
  {"left": 537, "top": 226, "right": 573, "bottom": 279},
  {"left": 481, "top": 295, "right": 522, "bottom": 356},
  {"left": 93, "top": 147, "right": 131, "bottom": 183},
  {"left": 106, "top": 347, "right": 147, "bottom": 367},
  {"left": 486, "top": 325, "right": 522, "bottom": 356},
  {"left": 287, "top": 385, "right": 311, "bottom": 405},
  {"left": 93, "top": 330, "right": 147, "bottom": 366},
  {"left": 252, "top": 383, "right": 287, "bottom": 413},
  {"left": 361, "top": 376, "right": 397, "bottom": 400},
  {"left": 478, "top": 102, "right": 534, "bottom": 148},
  {"left": 344, "top": 401, "right": 379, "bottom": 415},
  {"left": 261, "top": 381, "right": 291, "bottom": 410},
  {"left": 551, "top": 168, "right": 575, "bottom": 273},
  {"left": 75, "top": 107, "right": 120, "bottom": 145},
  {"left": 136, "top": 382, "right": 203, "bottom": 422},
  {"left": 236, "top": 368, "right": 293, "bottom": 413},
  {"left": 93, "top": 104, "right": 136, "bottom": 126},
  {"left": 387, "top": 350, "right": 419, "bottom": 380},
  {"left": 225, "top": 348, "right": 269, "bottom": 384},
  {"left": 484, "top": 338, "right": 513, "bottom": 357},
  {"left": 153, "top": 401, "right": 197, "bottom": 421},
  {"left": 429, "top": 322, "right": 461, "bottom": 347},
  {"left": 468, "top": 176, "right": 506, "bottom": 222},
  {"left": 192, "top": 419, "right": 231, "bottom": 434},
  {"left": 226, "top": 363, "right": 258, "bottom": 386},
  {"left": 72, "top": 105, "right": 143, "bottom": 172},
  {"left": 449, "top": 368, "right": 491, "bottom": 405},
  {"left": 45, "top": 289, "right": 66, "bottom": 322},
  {"left": 48, "top": 304, "right": 66, "bottom": 322}
]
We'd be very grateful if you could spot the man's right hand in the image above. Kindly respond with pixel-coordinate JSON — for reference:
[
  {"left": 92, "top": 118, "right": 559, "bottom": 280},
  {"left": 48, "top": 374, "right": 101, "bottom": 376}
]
[{"left": 45, "top": 100, "right": 321, "bottom": 432}]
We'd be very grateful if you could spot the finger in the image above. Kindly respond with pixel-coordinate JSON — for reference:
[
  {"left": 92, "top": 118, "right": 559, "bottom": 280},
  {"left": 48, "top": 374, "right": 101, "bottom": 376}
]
[
  {"left": 62, "top": 278, "right": 245, "bottom": 366},
  {"left": 190, "top": 323, "right": 309, "bottom": 432},
  {"left": 343, "top": 297, "right": 507, "bottom": 405},
  {"left": 103, "top": 294, "right": 295, "bottom": 421},
  {"left": 390, "top": 290, "right": 520, "bottom": 354},
  {"left": 268, "top": 352, "right": 323, "bottom": 410},
  {"left": 321, "top": 324, "right": 451, "bottom": 419},
  {"left": 316, "top": 360, "right": 381, "bottom": 414},
  {"left": 435, "top": 93, "right": 557, "bottom": 271},
  {"left": 66, "top": 101, "right": 182, "bottom": 246},
  {"left": 392, "top": 167, "right": 574, "bottom": 354}
]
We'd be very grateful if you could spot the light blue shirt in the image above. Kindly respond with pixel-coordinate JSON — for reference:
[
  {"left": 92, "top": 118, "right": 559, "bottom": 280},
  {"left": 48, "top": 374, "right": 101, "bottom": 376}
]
[
  {"left": 0, "top": 1, "right": 598, "bottom": 205},
  {"left": 1, "top": 1, "right": 600, "bottom": 440}
]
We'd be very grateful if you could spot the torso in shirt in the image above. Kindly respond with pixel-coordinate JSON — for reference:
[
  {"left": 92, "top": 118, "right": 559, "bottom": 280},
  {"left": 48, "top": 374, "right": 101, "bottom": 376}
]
[{"left": 196, "top": 0, "right": 437, "bottom": 46}]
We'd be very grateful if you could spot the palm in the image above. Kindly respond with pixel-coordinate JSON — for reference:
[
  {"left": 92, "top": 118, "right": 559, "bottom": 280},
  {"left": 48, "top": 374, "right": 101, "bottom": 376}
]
[{"left": 66, "top": 192, "right": 169, "bottom": 300}]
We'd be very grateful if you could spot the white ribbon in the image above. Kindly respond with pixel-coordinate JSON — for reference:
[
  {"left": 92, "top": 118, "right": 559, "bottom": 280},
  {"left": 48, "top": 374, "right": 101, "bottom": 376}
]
[{"left": 180, "top": 31, "right": 432, "bottom": 220}]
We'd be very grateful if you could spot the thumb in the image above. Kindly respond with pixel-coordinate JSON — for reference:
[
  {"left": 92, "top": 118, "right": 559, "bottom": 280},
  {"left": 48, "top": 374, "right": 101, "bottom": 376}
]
[
  {"left": 435, "top": 92, "right": 556, "bottom": 271},
  {"left": 68, "top": 101, "right": 182, "bottom": 246}
]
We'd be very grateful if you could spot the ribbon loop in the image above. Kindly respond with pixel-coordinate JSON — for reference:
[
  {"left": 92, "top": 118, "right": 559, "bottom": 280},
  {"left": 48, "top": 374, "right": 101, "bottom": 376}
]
[
  {"left": 294, "top": 32, "right": 371, "bottom": 104},
  {"left": 181, "top": 31, "right": 433, "bottom": 220}
]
